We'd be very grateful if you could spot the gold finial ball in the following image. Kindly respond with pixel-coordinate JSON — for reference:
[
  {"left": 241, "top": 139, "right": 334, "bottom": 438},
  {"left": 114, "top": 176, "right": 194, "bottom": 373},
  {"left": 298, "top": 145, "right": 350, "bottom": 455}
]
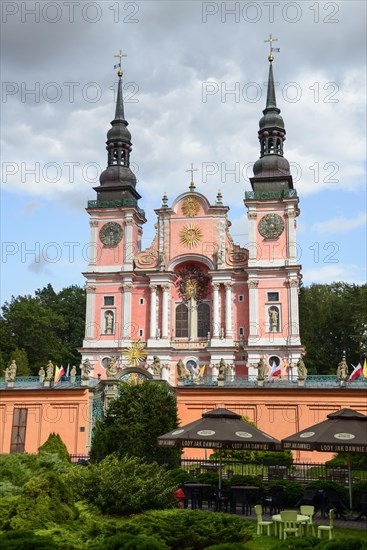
[
  {"left": 268, "top": 55, "right": 274, "bottom": 62},
  {"left": 117, "top": 69, "right": 123, "bottom": 77}
]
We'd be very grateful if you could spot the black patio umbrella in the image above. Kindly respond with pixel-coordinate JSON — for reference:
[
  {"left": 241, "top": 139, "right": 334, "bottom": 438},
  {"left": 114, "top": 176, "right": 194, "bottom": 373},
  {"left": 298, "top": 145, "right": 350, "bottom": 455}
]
[
  {"left": 157, "top": 407, "right": 281, "bottom": 491},
  {"left": 281, "top": 408, "right": 367, "bottom": 509}
]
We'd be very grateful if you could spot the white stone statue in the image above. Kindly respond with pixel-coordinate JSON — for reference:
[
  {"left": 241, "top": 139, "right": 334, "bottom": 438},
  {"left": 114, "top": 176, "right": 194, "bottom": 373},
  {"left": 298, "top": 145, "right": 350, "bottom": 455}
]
[
  {"left": 257, "top": 357, "right": 267, "bottom": 380},
  {"left": 38, "top": 366, "right": 45, "bottom": 383},
  {"left": 106, "top": 356, "right": 118, "bottom": 378},
  {"left": 45, "top": 360, "right": 54, "bottom": 381},
  {"left": 269, "top": 308, "right": 279, "bottom": 332},
  {"left": 80, "top": 359, "right": 91, "bottom": 381},
  {"left": 297, "top": 357, "right": 307, "bottom": 380},
  {"left": 152, "top": 355, "right": 161, "bottom": 376}
]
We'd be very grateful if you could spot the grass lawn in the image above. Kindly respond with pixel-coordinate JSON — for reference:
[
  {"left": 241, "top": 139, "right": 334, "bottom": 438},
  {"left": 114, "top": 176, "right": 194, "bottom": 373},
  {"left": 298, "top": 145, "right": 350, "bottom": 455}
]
[{"left": 245, "top": 526, "right": 367, "bottom": 550}]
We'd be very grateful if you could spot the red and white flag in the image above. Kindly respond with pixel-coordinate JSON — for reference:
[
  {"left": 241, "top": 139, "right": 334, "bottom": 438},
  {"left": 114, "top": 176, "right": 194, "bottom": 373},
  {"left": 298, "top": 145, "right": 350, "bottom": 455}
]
[
  {"left": 349, "top": 363, "right": 362, "bottom": 382},
  {"left": 268, "top": 361, "right": 281, "bottom": 379},
  {"left": 55, "top": 365, "right": 65, "bottom": 385}
]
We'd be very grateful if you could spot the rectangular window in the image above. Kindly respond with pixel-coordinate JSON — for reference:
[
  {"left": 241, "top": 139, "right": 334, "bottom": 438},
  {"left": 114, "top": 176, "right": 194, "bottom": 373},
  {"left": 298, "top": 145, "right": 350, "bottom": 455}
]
[
  {"left": 10, "top": 408, "right": 28, "bottom": 453},
  {"left": 267, "top": 292, "right": 279, "bottom": 302},
  {"left": 104, "top": 296, "right": 114, "bottom": 306},
  {"left": 139, "top": 298, "right": 144, "bottom": 305},
  {"left": 238, "top": 295, "right": 244, "bottom": 302},
  {"left": 139, "top": 329, "right": 143, "bottom": 337},
  {"left": 239, "top": 327, "right": 244, "bottom": 336}
]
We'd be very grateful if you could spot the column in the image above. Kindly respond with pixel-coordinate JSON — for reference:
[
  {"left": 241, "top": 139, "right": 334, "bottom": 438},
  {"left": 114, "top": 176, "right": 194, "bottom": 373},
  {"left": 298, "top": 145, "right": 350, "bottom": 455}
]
[
  {"left": 150, "top": 284, "right": 157, "bottom": 339},
  {"left": 288, "top": 278, "right": 300, "bottom": 339},
  {"left": 225, "top": 282, "right": 233, "bottom": 339},
  {"left": 247, "top": 211, "right": 257, "bottom": 262},
  {"left": 124, "top": 218, "right": 134, "bottom": 270},
  {"left": 89, "top": 220, "right": 99, "bottom": 266},
  {"left": 286, "top": 209, "right": 297, "bottom": 263},
  {"left": 122, "top": 283, "right": 133, "bottom": 339},
  {"left": 248, "top": 279, "right": 259, "bottom": 337},
  {"left": 162, "top": 284, "right": 170, "bottom": 339},
  {"left": 85, "top": 285, "right": 96, "bottom": 340},
  {"left": 212, "top": 283, "right": 220, "bottom": 337}
]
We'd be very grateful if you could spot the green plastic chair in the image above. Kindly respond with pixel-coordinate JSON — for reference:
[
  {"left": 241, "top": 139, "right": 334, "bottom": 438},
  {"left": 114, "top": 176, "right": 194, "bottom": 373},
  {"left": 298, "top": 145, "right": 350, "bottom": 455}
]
[
  {"left": 254, "top": 504, "right": 273, "bottom": 536},
  {"left": 300, "top": 505, "right": 316, "bottom": 536},
  {"left": 280, "top": 510, "right": 299, "bottom": 540},
  {"left": 317, "top": 509, "right": 335, "bottom": 540}
]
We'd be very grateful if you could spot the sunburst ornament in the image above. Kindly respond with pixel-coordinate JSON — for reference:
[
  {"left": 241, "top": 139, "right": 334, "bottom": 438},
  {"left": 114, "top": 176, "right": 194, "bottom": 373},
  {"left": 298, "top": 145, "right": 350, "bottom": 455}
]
[
  {"left": 182, "top": 197, "right": 200, "bottom": 217},
  {"left": 123, "top": 341, "right": 147, "bottom": 367},
  {"left": 180, "top": 224, "right": 202, "bottom": 248}
]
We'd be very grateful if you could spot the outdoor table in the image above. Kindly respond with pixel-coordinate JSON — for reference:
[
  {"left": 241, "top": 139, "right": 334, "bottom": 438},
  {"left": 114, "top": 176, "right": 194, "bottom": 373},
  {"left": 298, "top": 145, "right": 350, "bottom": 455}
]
[
  {"left": 229, "top": 486, "right": 260, "bottom": 515},
  {"left": 272, "top": 513, "right": 310, "bottom": 539},
  {"left": 183, "top": 483, "right": 212, "bottom": 509}
]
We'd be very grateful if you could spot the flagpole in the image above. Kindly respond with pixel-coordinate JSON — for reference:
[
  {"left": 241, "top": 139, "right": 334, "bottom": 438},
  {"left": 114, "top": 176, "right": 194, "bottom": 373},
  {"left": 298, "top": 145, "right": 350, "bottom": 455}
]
[{"left": 348, "top": 457, "right": 353, "bottom": 510}]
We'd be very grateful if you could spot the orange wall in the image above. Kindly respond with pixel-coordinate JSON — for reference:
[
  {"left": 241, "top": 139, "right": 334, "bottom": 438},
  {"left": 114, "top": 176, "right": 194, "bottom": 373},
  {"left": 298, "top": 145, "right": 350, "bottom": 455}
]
[
  {"left": 175, "top": 387, "right": 367, "bottom": 462},
  {"left": 0, "top": 389, "right": 90, "bottom": 455}
]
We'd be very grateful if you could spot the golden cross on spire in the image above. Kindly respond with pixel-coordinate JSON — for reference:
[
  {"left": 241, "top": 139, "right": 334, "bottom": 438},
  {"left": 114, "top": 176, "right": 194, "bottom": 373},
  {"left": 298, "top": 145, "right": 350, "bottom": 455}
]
[
  {"left": 264, "top": 34, "right": 280, "bottom": 62},
  {"left": 186, "top": 162, "right": 198, "bottom": 191},
  {"left": 114, "top": 50, "right": 127, "bottom": 77}
]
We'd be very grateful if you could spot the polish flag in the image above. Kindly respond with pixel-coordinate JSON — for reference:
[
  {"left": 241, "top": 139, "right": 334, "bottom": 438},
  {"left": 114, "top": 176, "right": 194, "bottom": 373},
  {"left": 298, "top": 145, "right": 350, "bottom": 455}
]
[
  {"left": 268, "top": 362, "right": 281, "bottom": 379},
  {"left": 349, "top": 363, "right": 362, "bottom": 382},
  {"left": 55, "top": 365, "right": 65, "bottom": 384}
]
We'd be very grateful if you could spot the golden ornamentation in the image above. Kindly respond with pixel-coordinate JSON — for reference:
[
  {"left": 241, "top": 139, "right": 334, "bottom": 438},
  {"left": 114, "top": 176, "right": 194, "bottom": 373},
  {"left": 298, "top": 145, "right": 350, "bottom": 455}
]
[
  {"left": 185, "top": 279, "right": 198, "bottom": 300},
  {"left": 123, "top": 341, "right": 147, "bottom": 367},
  {"left": 180, "top": 224, "right": 202, "bottom": 248},
  {"left": 182, "top": 197, "right": 200, "bottom": 217}
]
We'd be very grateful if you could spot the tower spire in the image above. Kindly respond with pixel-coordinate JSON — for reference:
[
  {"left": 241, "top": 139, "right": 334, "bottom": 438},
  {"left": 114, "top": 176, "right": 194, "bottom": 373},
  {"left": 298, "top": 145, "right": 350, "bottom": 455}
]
[
  {"left": 93, "top": 52, "right": 141, "bottom": 204},
  {"left": 251, "top": 36, "right": 292, "bottom": 188}
]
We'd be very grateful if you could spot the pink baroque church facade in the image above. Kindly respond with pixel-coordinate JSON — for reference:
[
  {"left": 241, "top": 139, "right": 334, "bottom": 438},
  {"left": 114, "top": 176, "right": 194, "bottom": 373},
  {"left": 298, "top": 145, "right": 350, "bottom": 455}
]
[{"left": 80, "top": 56, "right": 304, "bottom": 384}]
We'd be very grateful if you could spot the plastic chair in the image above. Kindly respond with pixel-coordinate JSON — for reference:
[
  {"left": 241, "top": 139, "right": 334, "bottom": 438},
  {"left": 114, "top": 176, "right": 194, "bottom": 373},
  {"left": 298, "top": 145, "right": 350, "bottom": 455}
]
[
  {"left": 254, "top": 504, "right": 273, "bottom": 536},
  {"left": 280, "top": 510, "right": 299, "bottom": 540},
  {"left": 300, "top": 505, "right": 316, "bottom": 536},
  {"left": 317, "top": 509, "right": 335, "bottom": 540}
]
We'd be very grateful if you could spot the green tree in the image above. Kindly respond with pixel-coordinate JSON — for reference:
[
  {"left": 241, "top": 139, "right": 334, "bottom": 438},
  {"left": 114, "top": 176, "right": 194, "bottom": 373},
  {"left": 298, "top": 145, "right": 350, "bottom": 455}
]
[
  {"left": 38, "top": 433, "right": 71, "bottom": 463},
  {"left": 91, "top": 381, "right": 181, "bottom": 463},
  {"left": 9, "top": 349, "right": 30, "bottom": 376},
  {"left": 0, "top": 284, "right": 86, "bottom": 374},
  {"left": 299, "top": 283, "right": 367, "bottom": 374}
]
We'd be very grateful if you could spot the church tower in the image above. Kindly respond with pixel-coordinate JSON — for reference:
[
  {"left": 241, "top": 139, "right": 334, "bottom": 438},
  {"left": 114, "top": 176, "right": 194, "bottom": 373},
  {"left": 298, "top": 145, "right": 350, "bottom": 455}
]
[
  {"left": 82, "top": 56, "right": 146, "bottom": 364},
  {"left": 244, "top": 42, "right": 304, "bottom": 377}
]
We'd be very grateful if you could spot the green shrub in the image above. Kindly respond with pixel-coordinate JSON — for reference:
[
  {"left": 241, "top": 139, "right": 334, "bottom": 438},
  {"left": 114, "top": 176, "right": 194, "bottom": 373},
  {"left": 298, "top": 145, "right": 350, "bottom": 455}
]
[
  {"left": 118, "top": 509, "right": 253, "bottom": 550},
  {"left": 102, "top": 533, "right": 169, "bottom": 549},
  {"left": 0, "top": 480, "right": 23, "bottom": 498},
  {"left": 306, "top": 480, "right": 348, "bottom": 503},
  {"left": 205, "top": 544, "right": 247, "bottom": 550},
  {"left": 38, "top": 432, "right": 70, "bottom": 462},
  {"left": 0, "top": 497, "right": 19, "bottom": 531},
  {"left": 352, "top": 481, "right": 367, "bottom": 508},
  {"left": 269, "top": 480, "right": 304, "bottom": 507},
  {"left": 9, "top": 471, "right": 78, "bottom": 530},
  {"left": 0, "top": 454, "right": 41, "bottom": 488},
  {"left": 228, "top": 475, "right": 264, "bottom": 490},
  {"left": 321, "top": 539, "right": 367, "bottom": 550},
  {"left": 167, "top": 467, "right": 192, "bottom": 486},
  {"left": 67, "top": 454, "right": 177, "bottom": 515},
  {"left": 0, "top": 530, "right": 58, "bottom": 549},
  {"left": 270, "top": 536, "right": 321, "bottom": 549}
]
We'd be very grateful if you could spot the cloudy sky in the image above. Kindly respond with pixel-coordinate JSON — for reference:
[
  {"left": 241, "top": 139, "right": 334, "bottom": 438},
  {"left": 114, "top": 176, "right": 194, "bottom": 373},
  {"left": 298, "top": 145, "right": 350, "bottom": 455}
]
[{"left": 1, "top": 0, "right": 366, "bottom": 304}]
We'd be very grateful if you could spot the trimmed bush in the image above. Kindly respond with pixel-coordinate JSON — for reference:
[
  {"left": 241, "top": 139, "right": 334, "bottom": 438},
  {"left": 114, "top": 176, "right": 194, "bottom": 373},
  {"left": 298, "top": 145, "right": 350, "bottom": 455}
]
[
  {"left": 67, "top": 454, "right": 177, "bottom": 515},
  {"left": 117, "top": 509, "right": 253, "bottom": 550},
  {"left": 269, "top": 480, "right": 305, "bottom": 507},
  {"left": 38, "top": 432, "right": 70, "bottom": 462},
  {"left": 306, "top": 480, "right": 348, "bottom": 503},
  {"left": 321, "top": 539, "right": 367, "bottom": 550},
  {"left": 0, "top": 530, "right": 58, "bottom": 549},
  {"left": 102, "top": 533, "right": 169, "bottom": 549}
]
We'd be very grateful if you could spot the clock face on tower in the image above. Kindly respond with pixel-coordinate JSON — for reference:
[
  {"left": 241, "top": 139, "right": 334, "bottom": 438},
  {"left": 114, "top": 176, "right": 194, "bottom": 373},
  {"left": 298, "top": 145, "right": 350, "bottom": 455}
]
[
  {"left": 258, "top": 214, "right": 284, "bottom": 239},
  {"left": 99, "top": 222, "right": 123, "bottom": 247}
]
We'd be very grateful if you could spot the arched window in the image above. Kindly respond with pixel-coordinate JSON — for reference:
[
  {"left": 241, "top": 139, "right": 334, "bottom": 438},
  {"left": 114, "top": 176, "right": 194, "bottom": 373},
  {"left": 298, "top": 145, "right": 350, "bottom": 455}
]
[
  {"left": 197, "top": 303, "right": 210, "bottom": 338},
  {"left": 175, "top": 304, "right": 188, "bottom": 338}
]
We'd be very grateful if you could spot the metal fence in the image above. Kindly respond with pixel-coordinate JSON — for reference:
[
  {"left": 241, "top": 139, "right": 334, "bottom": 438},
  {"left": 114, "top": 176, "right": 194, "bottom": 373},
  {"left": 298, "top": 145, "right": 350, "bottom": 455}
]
[{"left": 69, "top": 455, "right": 367, "bottom": 485}]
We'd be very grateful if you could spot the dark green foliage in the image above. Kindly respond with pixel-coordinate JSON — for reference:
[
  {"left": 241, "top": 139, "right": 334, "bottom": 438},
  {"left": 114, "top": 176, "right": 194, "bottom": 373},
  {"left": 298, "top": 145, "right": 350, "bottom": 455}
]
[
  {"left": 321, "top": 539, "right": 367, "bottom": 550},
  {"left": 68, "top": 454, "right": 177, "bottom": 515},
  {"left": 0, "top": 530, "right": 58, "bottom": 549},
  {"left": 0, "top": 284, "right": 85, "bottom": 373},
  {"left": 327, "top": 453, "right": 367, "bottom": 469},
  {"left": 205, "top": 545, "right": 247, "bottom": 550},
  {"left": 9, "top": 471, "right": 78, "bottom": 530},
  {"left": 115, "top": 509, "right": 253, "bottom": 550},
  {"left": 352, "top": 481, "right": 367, "bottom": 508},
  {"left": 167, "top": 467, "right": 192, "bottom": 486},
  {"left": 299, "top": 283, "right": 367, "bottom": 374},
  {"left": 38, "top": 432, "right": 71, "bottom": 462},
  {"left": 270, "top": 536, "right": 321, "bottom": 549},
  {"left": 306, "top": 480, "right": 348, "bottom": 503},
  {"left": 269, "top": 480, "right": 305, "bottom": 507},
  {"left": 102, "top": 533, "right": 169, "bottom": 550},
  {"left": 91, "top": 381, "right": 181, "bottom": 463}
]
